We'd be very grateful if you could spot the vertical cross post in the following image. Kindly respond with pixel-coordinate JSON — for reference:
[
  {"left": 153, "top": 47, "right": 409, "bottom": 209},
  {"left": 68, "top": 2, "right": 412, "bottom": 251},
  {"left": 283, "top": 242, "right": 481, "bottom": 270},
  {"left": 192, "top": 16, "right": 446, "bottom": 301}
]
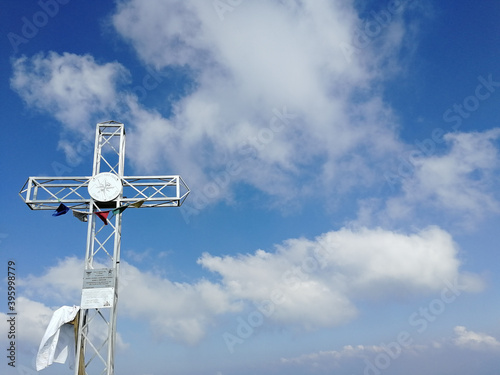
[{"left": 75, "top": 122, "right": 126, "bottom": 375}]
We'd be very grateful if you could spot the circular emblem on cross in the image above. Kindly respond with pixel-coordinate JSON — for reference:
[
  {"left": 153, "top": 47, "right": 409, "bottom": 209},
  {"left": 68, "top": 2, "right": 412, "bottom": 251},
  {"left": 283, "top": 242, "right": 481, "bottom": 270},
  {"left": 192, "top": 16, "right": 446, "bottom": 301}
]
[{"left": 87, "top": 172, "right": 122, "bottom": 202}]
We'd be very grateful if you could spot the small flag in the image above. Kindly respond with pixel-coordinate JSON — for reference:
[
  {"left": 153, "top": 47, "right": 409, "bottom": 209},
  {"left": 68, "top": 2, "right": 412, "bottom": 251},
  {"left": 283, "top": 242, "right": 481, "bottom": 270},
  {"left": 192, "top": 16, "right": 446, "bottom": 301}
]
[
  {"left": 52, "top": 203, "right": 70, "bottom": 217},
  {"left": 130, "top": 199, "right": 146, "bottom": 208},
  {"left": 72, "top": 210, "right": 88, "bottom": 222},
  {"left": 95, "top": 211, "right": 110, "bottom": 225},
  {"left": 111, "top": 205, "right": 128, "bottom": 217}
]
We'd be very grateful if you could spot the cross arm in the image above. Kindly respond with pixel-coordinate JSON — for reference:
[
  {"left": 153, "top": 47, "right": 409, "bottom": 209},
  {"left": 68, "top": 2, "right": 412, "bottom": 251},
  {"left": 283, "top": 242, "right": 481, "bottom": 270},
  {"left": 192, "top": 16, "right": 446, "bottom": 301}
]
[
  {"left": 121, "top": 176, "right": 190, "bottom": 208},
  {"left": 19, "top": 176, "right": 91, "bottom": 210},
  {"left": 19, "top": 175, "right": 190, "bottom": 210}
]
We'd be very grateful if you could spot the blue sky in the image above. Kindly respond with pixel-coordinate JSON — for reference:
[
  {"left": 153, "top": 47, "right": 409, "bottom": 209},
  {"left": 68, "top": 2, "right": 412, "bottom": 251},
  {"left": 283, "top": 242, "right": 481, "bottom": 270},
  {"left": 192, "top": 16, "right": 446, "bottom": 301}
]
[{"left": 1, "top": 0, "right": 500, "bottom": 374}]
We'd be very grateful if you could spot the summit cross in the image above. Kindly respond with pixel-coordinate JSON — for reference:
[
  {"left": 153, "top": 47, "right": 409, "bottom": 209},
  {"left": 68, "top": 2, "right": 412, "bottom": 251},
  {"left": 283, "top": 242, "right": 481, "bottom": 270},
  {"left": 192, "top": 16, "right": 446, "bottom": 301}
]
[{"left": 19, "top": 121, "right": 190, "bottom": 375}]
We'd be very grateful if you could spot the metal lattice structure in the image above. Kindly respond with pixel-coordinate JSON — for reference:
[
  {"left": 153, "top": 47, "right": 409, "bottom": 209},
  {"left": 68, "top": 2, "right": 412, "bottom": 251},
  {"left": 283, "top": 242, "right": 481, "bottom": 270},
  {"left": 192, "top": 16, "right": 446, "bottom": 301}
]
[{"left": 19, "top": 121, "right": 190, "bottom": 375}]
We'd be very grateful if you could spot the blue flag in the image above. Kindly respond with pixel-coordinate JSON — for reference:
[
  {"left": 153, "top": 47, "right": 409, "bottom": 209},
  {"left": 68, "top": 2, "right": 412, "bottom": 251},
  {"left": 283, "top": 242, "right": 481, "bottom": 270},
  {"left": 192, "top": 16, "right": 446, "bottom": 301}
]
[{"left": 52, "top": 203, "right": 70, "bottom": 217}]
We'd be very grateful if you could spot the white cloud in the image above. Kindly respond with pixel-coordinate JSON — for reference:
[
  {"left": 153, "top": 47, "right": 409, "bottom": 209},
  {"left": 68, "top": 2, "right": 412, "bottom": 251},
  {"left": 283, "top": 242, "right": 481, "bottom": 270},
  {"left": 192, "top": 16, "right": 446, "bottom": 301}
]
[
  {"left": 11, "top": 52, "right": 127, "bottom": 129},
  {"left": 117, "top": 261, "right": 240, "bottom": 345},
  {"left": 405, "top": 129, "right": 500, "bottom": 214},
  {"left": 16, "top": 226, "right": 483, "bottom": 344},
  {"left": 364, "top": 128, "right": 500, "bottom": 229},
  {"left": 315, "top": 226, "right": 461, "bottom": 294},
  {"left": 12, "top": 1, "right": 500, "bottom": 225},
  {"left": 19, "top": 256, "right": 83, "bottom": 304},
  {"left": 18, "top": 256, "right": 239, "bottom": 345},
  {"left": 0, "top": 297, "right": 54, "bottom": 348},
  {"left": 200, "top": 247, "right": 358, "bottom": 328},
  {"left": 111, "top": 0, "right": 409, "bottom": 204},
  {"left": 453, "top": 326, "right": 500, "bottom": 350},
  {"left": 199, "top": 226, "right": 483, "bottom": 330},
  {"left": 10, "top": 52, "right": 128, "bottom": 162},
  {"left": 9, "top": 1, "right": 434, "bottom": 210}
]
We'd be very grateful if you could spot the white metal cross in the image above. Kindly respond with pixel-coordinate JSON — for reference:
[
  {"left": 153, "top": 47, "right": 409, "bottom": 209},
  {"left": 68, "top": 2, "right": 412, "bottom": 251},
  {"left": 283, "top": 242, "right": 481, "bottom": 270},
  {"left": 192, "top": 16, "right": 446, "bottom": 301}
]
[{"left": 19, "top": 121, "right": 190, "bottom": 375}]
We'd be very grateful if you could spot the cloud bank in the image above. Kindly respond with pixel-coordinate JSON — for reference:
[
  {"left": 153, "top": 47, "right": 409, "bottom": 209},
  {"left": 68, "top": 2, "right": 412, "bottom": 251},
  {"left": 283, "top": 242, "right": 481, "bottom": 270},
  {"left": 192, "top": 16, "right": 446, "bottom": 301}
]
[
  {"left": 12, "top": 225, "right": 483, "bottom": 345},
  {"left": 10, "top": 0, "right": 415, "bottom": 208},
  {"left": 10, "top": 0, "right": 500, "bottom": 229}
]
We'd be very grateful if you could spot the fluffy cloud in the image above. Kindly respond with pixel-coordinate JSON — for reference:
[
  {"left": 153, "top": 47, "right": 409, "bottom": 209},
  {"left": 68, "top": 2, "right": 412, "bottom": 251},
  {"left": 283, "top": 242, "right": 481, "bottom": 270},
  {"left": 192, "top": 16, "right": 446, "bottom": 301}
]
[
  {"left": 18, "top": 257, "right": 239, "bottom": 345},
  {"left": 383, "top": 128, "right": 500, "bottom": 227},
  {"left": 19, "top": 256, "right": 84, "bottom": 304},
  {"left": 199, "top": 225, "right": 483, "bottom": 329},
  {"left": 453, "top": 326, "right": 500, "bottom": 350},
  {"left": 18, "top": 0, "right": 486, "bottom": 219},
  {"left": 117, "top": 261, "right": 239, "bottom": 345},
  {"left": 16, "top": 225, "right": 483, "bottom": 345},
  {"left": 200, "top": 247, "right": 357, "bottom": 329},
  {"left": 11, "top": 1, "right": 500, "bottom": 223},
  {"left": 0, "top": 297, "right": 54, "bottom": 348},
  {"left": 405, "top": 129, "right": 500, "bottom": 212},
  {"left": 11, "top": 52, "right": 127, "bottom": 131},
  {"left": 111, "top": 0, "right": 409, "bottom": 203},
  {"left": 10, "top": 52, "right": 128, "bottom": 163}
]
